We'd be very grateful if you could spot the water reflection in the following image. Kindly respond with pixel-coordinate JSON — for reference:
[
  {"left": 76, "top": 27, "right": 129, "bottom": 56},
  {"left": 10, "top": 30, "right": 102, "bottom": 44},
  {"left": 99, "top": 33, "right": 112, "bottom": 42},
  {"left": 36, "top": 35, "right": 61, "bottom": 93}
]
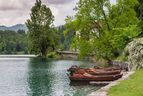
[
  {"left": 27, "top": 58, "right": 100, "bottom": 96},
  {"left": 27, "top": 58, "right": 54, "bottom": 96},
  {"left": 0, "top": 58, "right": 100, "bottom": 96}
]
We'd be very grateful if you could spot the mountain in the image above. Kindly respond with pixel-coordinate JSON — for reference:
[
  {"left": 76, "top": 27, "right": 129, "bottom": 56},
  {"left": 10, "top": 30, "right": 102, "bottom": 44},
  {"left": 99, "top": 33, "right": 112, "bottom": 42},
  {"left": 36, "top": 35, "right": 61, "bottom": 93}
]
[{"left": 0, "top": 24, "right": 28, "bottom": 32}]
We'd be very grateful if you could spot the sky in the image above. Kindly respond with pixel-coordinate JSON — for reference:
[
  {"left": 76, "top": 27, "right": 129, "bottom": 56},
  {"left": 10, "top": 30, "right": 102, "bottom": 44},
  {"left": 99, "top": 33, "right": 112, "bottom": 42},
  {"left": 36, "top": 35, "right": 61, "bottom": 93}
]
[
  {"left": 0, "top": 0, "right": 115, "bottom": 27},
  {"left": 0, "top": 0, "right": 77, "bottom": 26}
]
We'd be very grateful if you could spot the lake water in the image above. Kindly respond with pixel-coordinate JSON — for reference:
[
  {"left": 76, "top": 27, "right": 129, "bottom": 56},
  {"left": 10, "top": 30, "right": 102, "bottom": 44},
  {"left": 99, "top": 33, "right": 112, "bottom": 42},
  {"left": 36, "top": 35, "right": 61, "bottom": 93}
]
[{"left": 0, "top": 58, "right": 100, "bottom": 96}]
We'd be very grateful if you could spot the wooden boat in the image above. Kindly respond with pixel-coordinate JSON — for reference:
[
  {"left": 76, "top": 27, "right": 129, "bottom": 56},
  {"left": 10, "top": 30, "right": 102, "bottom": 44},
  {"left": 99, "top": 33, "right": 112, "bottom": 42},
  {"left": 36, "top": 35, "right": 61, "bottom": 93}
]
[
  {"left": 69, "top": 73, "right": 123, "bottom": 82},
  {"left": 85, "top": 70, "right": 121, "bottom": 75},
  {"left": 67, "top": 66, "right": 121, "bottom": 72},
  {"left": 69, "top": 67, "right": 122, "bottom": 76}
]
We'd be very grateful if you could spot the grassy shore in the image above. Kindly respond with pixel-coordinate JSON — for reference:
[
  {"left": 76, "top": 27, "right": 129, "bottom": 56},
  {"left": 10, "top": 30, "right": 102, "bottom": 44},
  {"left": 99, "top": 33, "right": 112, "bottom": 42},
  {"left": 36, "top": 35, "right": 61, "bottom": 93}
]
[{"left": 108, "top": 70, "right": 143, "bottom": 96}]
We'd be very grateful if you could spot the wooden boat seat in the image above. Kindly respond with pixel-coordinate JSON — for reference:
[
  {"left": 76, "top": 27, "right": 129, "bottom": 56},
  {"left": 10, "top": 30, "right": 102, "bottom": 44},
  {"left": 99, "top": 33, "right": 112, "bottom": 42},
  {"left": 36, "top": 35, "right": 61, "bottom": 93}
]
[{"left": 83, "top": 73, "right": 93, "bottom": 77}]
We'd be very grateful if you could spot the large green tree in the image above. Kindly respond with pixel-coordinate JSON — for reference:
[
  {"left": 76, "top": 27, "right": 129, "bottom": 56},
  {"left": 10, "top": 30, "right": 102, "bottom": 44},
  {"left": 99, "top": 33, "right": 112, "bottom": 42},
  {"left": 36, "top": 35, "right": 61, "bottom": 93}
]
[
  {"left": 65, "top": 0, "right": 140, "bottom": 64},
  {"left": 26, "top": 0, "right": 56, "bottom": 57}
]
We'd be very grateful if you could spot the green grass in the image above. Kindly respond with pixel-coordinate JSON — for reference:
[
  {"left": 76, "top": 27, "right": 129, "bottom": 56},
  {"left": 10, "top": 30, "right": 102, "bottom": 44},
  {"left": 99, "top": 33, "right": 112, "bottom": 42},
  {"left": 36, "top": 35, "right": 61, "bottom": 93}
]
[{"left": 108, "top": 70, "right": 143, "bottom": 96}]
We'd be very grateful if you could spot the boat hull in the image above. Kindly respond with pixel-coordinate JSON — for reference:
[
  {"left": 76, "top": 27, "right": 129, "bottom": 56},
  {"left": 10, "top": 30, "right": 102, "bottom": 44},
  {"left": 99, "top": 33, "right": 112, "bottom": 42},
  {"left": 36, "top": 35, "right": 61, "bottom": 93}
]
[{"left": 69, "top": 73, "right": 123, "bottom": 82}]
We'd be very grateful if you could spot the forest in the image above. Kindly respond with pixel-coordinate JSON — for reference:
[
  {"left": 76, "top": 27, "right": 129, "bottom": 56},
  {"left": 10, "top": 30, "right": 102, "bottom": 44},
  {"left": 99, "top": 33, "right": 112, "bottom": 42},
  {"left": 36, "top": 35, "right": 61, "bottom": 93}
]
[
  {"left": 0, "top": 30, "right": 28, "bottom": 54},
  {"left": 0, "top": 26, "right": 70, "bottom": 54}
]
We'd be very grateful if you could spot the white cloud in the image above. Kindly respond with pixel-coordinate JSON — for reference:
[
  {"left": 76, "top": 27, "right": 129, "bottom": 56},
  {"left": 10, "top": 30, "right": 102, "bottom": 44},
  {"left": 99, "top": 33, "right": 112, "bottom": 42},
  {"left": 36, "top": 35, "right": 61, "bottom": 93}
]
[
  {"left": 49, "top": 0, "right": 77, "bottom": 26},
  {"left": 0, "top": 0, "right": 77, "bottom": 26},
  {"left": 0, "top": 0, "right": 117, "bottom": 26},
  {"left": 43, "top": 0, "right": 73, "bottom": 4}
]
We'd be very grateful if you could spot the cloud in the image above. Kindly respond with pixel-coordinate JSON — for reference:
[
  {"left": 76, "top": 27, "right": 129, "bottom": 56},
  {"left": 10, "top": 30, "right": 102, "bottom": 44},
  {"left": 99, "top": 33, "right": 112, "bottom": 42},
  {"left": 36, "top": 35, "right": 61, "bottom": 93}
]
[
  {"left": 0, "top": 0, "right": 77, "bottom": 26},
  {"left": 0, "top": 0, "right": 34, "bottom": 11},
  {"left": 44, "top": 0, "right": 73, "bottom": 4},
  {"left": 50, "top": 0, "right": 77, "bottom": 25}
]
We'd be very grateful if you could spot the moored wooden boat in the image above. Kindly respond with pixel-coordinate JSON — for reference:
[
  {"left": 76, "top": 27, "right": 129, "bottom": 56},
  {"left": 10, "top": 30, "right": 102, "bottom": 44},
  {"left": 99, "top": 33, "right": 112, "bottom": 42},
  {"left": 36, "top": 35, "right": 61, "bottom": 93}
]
[
  {"left": 68, "top": 67, "right": 122, "bottom": 76},
  {"left": 69, "top": 73, "right": 123, "bottom": 82},
  {"left": 85, "top": 70, "right": 121, "bottom": 75},
  {"left": 67, "top": 65, "right": 122, "bottom": 73}
]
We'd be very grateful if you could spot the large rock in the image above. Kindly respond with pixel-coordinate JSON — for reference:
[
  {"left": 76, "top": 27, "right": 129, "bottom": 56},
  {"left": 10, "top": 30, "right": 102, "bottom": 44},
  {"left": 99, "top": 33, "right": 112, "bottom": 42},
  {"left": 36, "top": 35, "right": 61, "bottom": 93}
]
[{"left": 125, "top": 38, "right": 143, "bottom": 70}]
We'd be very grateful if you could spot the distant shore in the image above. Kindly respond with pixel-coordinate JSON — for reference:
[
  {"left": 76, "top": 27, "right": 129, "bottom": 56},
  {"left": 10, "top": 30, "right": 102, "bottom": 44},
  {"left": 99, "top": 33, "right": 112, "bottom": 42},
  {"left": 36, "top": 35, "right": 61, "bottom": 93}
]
[{"left": 0, "top": 55, "right": 36, "bottom": 58}]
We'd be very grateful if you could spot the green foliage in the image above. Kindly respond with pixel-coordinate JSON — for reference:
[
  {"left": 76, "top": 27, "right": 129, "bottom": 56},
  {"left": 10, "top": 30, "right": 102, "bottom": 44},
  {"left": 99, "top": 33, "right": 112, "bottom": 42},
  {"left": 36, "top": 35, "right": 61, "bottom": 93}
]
[
  {"left": 17, "top": 30, "right": 26, "bottom": 34},
  {"left": 65, "top": 0, "right": 140, "bottom": 63},
  {"left": 116, "top": 55, "right": 128, "bottom": 61},
  {"left": 136, "top": 0, "right": 143, "bottom": 35},
  {"left": 109, "top": 0, "right": 139, "bottom": 28},
  {"left": 56, "top": 25, "right": 74, "bottom": 51},
  {"left": 70, "top": 36, "right": 79, "bottom": 51},
  {"left": 26, "top": 0, "right": 57, "bottom": 57},
  {"left": 47, "top": 52, "right": 58, "bottom": 58},
  {"left": 93, "top": 25, "right": 140, "bottom": 60},
  {"left": 78, "top": 39, "right": 94, "bottom": 58},
  {"left": 0, "top": 30, "right": 28, "bottom": 54}
]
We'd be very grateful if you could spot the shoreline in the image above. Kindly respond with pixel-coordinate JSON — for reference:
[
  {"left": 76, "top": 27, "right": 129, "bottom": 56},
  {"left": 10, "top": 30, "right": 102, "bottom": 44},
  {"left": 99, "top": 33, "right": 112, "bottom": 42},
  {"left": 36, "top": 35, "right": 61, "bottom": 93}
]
[
  {"left": 88, "top": 71, "right": 134, "bottom": 96},
  {"left": 0, "top": 55, "right": 36, "bottom": 58}
]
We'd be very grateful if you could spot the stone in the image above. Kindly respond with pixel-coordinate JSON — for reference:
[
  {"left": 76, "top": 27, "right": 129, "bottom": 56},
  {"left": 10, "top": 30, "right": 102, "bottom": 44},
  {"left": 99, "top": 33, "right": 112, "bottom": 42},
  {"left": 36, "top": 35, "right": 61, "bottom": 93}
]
[{"left": 125, "top": 38, "right": 143, "bottom": 69}]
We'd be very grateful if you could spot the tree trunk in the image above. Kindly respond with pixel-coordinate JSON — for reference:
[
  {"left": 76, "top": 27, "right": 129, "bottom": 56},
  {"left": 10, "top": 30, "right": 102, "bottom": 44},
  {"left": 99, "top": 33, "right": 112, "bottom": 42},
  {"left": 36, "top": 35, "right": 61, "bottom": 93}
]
[
  {"left": 100, "top": 1, "right": 111, "bottom": 31},
  {"left": 41, "top": 51, "right": 47, "bottom": 58},
  {"left": 104, "top": 57, "right": 113, "bottom": 66},
  {"left": 107, "top": 59, "right": 113, "bottom": 66}
]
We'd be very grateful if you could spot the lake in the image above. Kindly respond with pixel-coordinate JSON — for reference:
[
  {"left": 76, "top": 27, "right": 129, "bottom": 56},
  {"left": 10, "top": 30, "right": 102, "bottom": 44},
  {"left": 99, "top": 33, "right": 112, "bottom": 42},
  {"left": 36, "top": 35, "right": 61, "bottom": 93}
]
[{"left": 0, "top": 57, "right": 101, "bottom": 96}]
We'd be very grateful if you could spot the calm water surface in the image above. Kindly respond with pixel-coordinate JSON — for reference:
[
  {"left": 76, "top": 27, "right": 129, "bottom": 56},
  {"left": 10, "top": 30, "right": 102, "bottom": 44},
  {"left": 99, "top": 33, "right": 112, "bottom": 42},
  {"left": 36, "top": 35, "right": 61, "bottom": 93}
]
[{"left": 0, "top": 58, "right": 100, "bottom": 96}]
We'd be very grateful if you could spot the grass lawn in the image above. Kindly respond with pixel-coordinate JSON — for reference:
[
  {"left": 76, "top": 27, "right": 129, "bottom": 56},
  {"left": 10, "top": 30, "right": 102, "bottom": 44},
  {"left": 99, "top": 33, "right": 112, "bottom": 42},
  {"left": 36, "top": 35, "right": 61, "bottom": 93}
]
[{"left": 108, "top": 70, "right": 143, "bottom": 96}]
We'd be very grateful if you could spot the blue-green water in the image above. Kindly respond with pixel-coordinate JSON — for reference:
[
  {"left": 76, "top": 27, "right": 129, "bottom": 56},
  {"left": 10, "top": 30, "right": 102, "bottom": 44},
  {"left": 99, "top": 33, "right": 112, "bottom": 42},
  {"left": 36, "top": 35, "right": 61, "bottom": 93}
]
[{"left": 0, "top": 58, "right": 100, "bottom": 96}]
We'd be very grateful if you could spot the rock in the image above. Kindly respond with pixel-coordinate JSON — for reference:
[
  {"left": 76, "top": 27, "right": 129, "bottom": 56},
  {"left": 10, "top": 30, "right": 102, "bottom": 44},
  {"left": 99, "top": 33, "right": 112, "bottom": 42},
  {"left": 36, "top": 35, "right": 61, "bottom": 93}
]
[{"left": 125, "top": 38, "right": 143, "bottom": 70}]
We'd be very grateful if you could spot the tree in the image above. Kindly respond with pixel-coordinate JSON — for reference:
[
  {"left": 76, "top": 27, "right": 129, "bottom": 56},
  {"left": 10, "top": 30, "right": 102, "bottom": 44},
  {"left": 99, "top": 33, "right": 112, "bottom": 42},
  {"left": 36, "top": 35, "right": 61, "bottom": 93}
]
[
  {"left": 17, "top": 29, "right": 26, "bottom": 34},
  {"left": 136, "top": 0, "right": 143, "bottom": 35},
  {"left": 93, "top": 0, "right": 140, "bottom": 63},
  {"left": 26, "top": 0, "right": 56, "bottom": 58},
  {"left": 65, "top": 0, "right": 140, "bottom": 64},
  {"left": 0, "top": 30, "right": 28, "bottom": 54},
  {"left": 57, "top": 25, "right": 74, "bottom": 51}
]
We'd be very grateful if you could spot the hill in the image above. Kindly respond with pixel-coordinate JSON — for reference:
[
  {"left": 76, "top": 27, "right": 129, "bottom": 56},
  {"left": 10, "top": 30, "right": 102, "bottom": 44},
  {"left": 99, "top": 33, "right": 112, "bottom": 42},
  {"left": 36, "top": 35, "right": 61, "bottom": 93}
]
[{"left": 0, "top": 24, "right": 28, "bottom": 32}]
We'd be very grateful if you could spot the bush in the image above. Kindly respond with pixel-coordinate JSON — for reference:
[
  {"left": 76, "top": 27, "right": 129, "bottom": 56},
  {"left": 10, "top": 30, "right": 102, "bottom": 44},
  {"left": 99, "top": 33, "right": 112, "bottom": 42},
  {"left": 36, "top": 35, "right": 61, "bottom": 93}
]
[{"left": 47, "top": 52, "right": 59, "bottom": 58}]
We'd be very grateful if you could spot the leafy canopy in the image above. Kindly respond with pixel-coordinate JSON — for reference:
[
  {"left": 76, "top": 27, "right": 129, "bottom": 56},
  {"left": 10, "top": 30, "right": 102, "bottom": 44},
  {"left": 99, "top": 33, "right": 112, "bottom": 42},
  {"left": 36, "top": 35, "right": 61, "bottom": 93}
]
[
  {"left": 26, "top": 0, "right": 57, "bottom": 57},
  {"left": 65, "top": 0, "right": 140, "bottom": 63}
]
